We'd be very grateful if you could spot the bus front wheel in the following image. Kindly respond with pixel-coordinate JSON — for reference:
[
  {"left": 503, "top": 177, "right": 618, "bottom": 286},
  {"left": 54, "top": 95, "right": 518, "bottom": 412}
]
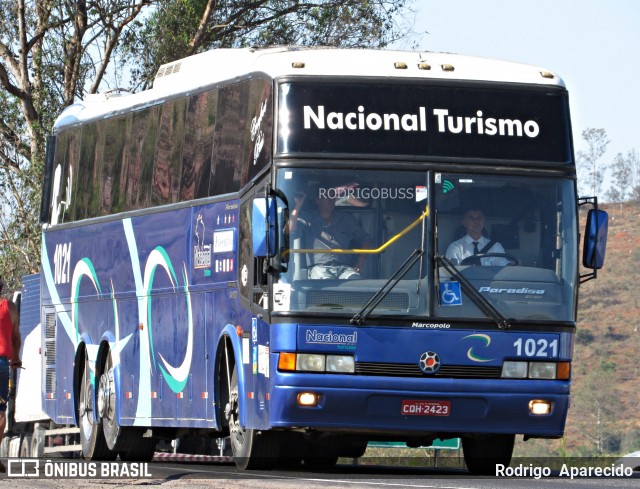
[
  {"left": 462, "top": 434, "right": 515, "bottom": 476},
  {"left": 226, "top": 365, "right": 280, "bottom": 470}
]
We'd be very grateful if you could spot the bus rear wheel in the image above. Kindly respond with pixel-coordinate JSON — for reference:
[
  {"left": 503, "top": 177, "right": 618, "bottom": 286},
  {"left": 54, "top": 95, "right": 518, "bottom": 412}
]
[
  {"left": 99, "top": 351, "right": 124, "bottom": 452},
  {"left": 78, "top": 350, "right": 116, "bottom": 460},
  {"left": 226, "top": 365, "right": 279, "bottom": 470},
  {"left": 462, "top": 434, "right": 515, "bottom": 476}
]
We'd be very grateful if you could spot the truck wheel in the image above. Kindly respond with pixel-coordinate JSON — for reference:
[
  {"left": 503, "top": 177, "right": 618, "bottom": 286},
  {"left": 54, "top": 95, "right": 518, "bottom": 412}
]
[
  {"left": 227, "top": 365, "right": 280, "bottom": 470},
  {"left": 0, "top": 436, "right": 9, "bottom": 457},
  {"left": 20, "top": 435, "right": 32, "bottom": 458},
  {"left": 30, "top": 423, "right": 46, "bottom": 458},
  {"left": 79, "top": 350, "right": 116, "bottom": 460},
  {"left": 8, "top": 436, "right": 20, "bottom": 457},
  {"left": 30, "top": 428, "right": 45, "bottom": 458},
  {"left": 462, "top": 434, "right": 515, "bottom": 476}
]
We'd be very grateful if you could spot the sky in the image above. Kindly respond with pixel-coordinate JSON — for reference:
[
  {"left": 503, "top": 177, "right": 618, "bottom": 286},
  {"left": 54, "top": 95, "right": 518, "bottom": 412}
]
[{"left": 397, "top": 0, "right": 639, "bottom": 185}]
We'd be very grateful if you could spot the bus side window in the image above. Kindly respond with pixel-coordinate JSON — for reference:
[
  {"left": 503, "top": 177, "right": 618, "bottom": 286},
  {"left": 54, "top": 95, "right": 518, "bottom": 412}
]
[{"left": 153, "top": 98, "right": 186, "bottom": 205}]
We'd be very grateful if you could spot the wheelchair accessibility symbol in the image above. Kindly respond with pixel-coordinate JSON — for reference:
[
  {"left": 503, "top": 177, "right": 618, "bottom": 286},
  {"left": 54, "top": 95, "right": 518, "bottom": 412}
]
[{"left": 440, "top": 281, "right": 462, "bottom": 306}]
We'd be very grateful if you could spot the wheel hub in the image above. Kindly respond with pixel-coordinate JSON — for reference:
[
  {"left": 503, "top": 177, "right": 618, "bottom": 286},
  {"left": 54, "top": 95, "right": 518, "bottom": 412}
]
[
  {"left": 97, "top": 368, "right": 115, "bottom": 420},
  {"left": 226, "top": 388, "right": 240, "bottom": 436}
]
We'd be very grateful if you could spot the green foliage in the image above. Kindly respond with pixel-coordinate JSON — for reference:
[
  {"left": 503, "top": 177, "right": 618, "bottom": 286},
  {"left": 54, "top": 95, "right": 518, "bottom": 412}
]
[
  {"left": 0, "top": 0, "right": 416, "bottom": 291},
  {"left": 621, "top": 430, "right": 640, "bottom": 454},
  {"left": 599, "top": 360, "right": 617, "bottom": 372},
  {"left": 576, "top": 328, "right": 595, "bottom": 345},
  {"left": 570, "top": 366, "right": 622, "bottom": 455},
  {"left": 119, "top": 0, "right": 413, "bottom": 89}
]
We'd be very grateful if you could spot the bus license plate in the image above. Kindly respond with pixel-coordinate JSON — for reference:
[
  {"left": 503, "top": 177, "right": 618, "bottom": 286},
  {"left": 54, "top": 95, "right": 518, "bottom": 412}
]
[{"left": 401, "top": 400, "right": 451, "bottom": 416}]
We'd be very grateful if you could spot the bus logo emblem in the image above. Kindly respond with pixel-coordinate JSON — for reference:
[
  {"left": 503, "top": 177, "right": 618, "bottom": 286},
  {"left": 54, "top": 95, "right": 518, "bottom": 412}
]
[{"left": 419, "top": 351, "right": 441, "bottom": 374}]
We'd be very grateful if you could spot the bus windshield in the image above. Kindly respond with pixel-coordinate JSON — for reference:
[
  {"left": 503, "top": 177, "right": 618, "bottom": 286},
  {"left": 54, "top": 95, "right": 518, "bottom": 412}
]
[{"left": 274, "top": 168, "right": 577, "bottom": 323}]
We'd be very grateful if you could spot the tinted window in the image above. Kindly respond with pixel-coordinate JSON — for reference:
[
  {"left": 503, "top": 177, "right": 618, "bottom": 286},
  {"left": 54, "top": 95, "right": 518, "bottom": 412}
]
[
  {"left": 210, "top": 82, "right": 248, "bottom": 196},
  {"left": 181, "top": 91, "right": 217, "bottom": 201},
  {"left": 102, "top": 114, "right": 130, "bottom": 214},
  {"left": 154, "top": 98, "right": 186, "bottom": 205},
  {"left": 126, "top": 107, "right": 160, "bottom": 210}
]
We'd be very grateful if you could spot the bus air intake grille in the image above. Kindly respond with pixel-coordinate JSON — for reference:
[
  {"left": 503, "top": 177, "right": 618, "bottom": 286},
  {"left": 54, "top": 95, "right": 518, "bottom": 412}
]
[
  {"left": 46, "top": 368, "right": 56, "bottom": 394},
  {"left": 306, "top": 291, "right": 408, "bottom": 309},
  {"left": 355, "top": 362, "right": 502, "bottom": 378},
  {"left": 45, "top": 312, "right": 56, "bottom": 339}
]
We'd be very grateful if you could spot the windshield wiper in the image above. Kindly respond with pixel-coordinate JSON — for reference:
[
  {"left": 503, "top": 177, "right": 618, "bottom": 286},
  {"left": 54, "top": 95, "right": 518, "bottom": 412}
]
[
  {"left": 435, "top": 255, "right": 511, "bottom": 330},
  {"left": 351, "top": 249, "right": 424, "bottom": 326}
]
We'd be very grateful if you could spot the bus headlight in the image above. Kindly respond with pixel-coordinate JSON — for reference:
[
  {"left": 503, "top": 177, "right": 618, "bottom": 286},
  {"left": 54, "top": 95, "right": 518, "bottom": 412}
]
[
  {"left": 326, "top": 355, "right": 355, "bottom": 373},
  {"left": 501, "top": 361, "right": 528, "bottom": 378},
  {"left": 528, "top": 362, "right": 556, "bottom": 379},
  {"left": 296, "top": 354, "right": 326, "bottom": 372},
  {"left": 278, "top": 353, "right": 355, "bottom": 374},
  {"left": 501, "top": 360, "right": 570, "bottom": 380}
]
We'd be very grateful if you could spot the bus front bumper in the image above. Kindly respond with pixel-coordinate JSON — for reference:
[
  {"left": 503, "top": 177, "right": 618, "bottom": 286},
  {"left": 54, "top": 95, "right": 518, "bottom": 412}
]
[{"left": 268, "top": 378, "right": 569, "bottom": 438}]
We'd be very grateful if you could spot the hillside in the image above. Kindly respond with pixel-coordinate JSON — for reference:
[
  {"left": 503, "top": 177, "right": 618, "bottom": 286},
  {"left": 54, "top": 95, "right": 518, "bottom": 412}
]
[{"left": 515, "top": 202, "right": 640, "bottom": 457}]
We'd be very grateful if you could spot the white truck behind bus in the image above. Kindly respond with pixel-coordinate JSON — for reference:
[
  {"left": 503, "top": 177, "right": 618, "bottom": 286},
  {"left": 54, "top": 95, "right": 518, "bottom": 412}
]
[{"left": 0, "top": 274, "right": 81, "bottom": 458}]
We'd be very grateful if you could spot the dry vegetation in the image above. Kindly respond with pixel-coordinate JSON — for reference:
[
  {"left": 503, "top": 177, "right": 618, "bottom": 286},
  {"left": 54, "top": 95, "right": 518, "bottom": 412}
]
[{"left": 515, "top": 202, "right": 640, "bottom": 457}]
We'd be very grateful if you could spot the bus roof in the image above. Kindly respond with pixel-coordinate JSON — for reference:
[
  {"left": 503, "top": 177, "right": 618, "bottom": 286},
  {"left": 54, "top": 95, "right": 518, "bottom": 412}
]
[{"left": 54, "top": 46, "right": 565, "bottom": 130}]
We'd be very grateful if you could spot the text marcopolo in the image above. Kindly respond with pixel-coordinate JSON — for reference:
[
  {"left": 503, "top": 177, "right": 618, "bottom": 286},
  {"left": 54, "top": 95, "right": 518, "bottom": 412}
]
[{"left": 303, "top": 106, "right": 540, "bottom": 138}]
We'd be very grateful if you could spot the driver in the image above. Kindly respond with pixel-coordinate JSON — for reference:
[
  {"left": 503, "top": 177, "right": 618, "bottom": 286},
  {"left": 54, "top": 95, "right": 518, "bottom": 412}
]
[
  {"left": 285, "top": 185, "right": 372, "bottom": 279},
  {"left": 446, "top": 208, "right": 509, "bottom": 266}
]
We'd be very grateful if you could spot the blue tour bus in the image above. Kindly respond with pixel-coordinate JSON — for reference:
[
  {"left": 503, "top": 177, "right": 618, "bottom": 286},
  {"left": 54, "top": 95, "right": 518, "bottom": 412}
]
[{"left": 38, "top": 47, "right": 607, "bottom": 474}]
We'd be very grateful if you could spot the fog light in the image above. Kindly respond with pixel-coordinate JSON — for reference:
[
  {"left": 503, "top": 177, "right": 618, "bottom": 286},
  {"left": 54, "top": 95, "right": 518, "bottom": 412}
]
[
  {"left": 502, "top": 361, "right": 528, "bottom": 378},
  {"left": 529, "top": 400, "right": 552, "bottom": 415},
  {"left": 297, "top": 392, "right": 319, "bottom": 407}
]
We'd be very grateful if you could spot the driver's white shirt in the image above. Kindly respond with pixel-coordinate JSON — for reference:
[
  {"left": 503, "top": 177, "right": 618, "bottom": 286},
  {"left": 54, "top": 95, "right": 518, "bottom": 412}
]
[{"left": 445, "top": 234, "right": 508, "bottom": 266}]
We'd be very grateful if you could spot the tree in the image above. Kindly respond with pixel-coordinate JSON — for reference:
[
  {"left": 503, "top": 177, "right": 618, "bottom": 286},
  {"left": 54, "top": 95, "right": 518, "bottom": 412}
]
[
  {"left": 0, "top": 0, "right": 153, "bottom": 290},
  {"left": 605, "top": 149, "right": 640, "bottom": 205},
  {"left": 0, "top": 0, "right": 416, "bottom": 290},
  {"left": 626, "top": 149, "right": 640, "bottom": 205},
  {"left": 606, "top": 151, "right": 632, "bottom": 203},
  {"left": 570, "top": 366, "right": 622, "bottom": 455},
  {"left": 119, "top": 0, "right": 413, "bottom": 90},
  {"left": 577, "top": 128, "right": 609, "bottom": 197}
]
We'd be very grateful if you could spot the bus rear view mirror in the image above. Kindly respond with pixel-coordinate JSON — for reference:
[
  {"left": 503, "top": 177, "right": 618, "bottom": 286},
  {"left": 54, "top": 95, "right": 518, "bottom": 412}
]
[
  {"left": 252, "top": 198, "right": 277, "bottom": 258},
  {"left": 582, "top": 209, "right": 608, "bottom": 270}
]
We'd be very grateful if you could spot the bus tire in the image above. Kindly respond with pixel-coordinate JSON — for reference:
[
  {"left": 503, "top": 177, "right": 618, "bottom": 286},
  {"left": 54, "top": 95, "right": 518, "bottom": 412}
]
[
  {"left": 302, "top": 454, "right": 339, "bottom": 468},
  {"left": 227, "top": 365, "right": 280, "bottom": 470},
  {"left": 99, "top": 350, "right": 126, "bottom": 452},
  {"left": 462, "top": 434, "right": 514, "bottom": 476},
  {"left": 119, "top": 434, "right": 156, "bottom": 462},
  {"left": 78, "top": 350, "right": 116, "bottom": 460}
]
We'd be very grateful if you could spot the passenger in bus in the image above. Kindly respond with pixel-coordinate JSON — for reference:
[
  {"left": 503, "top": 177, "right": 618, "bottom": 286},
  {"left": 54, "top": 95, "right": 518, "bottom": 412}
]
[
  {"left": 285, "top": 187, "right": 372, "bottom": 279},
  {"left": 446, "top": 208, "right": 509, "bottom": 266}
]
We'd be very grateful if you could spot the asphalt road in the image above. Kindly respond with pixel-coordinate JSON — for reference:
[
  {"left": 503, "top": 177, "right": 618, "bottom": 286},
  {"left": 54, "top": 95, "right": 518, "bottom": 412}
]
[{"left": 4, "top": 459, "right": 640, "bottom": 489}]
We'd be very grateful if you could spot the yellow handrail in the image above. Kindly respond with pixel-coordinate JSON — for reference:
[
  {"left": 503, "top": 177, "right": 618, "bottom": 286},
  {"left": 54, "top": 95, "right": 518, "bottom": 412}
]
[{"left": 288, "top": 205, "right": 429, "bottom": 255}]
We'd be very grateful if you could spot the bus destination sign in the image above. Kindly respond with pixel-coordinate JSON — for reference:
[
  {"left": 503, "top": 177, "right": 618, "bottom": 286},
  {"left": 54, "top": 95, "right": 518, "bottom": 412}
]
[{"left": 276, "top": 81, "right": 572, "bottom": 164}]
